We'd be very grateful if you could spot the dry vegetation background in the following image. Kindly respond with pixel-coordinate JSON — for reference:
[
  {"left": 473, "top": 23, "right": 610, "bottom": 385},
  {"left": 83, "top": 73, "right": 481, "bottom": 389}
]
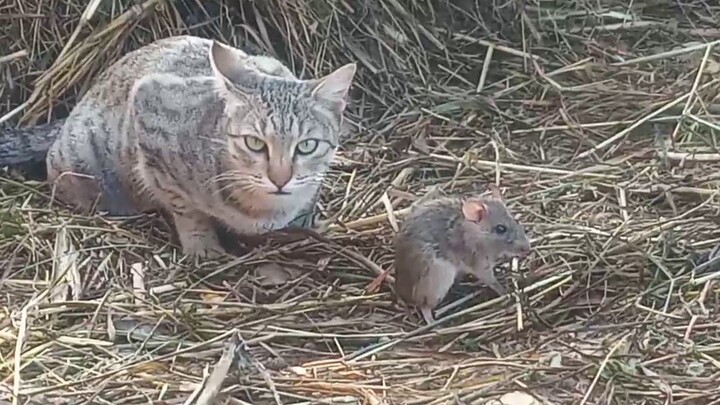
[{"left": 2, "top": 0, "right": 720, "bottom": 404}]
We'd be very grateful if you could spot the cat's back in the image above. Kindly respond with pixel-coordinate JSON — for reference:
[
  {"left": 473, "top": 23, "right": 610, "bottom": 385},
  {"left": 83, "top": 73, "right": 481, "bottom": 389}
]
[
  {"left": 46, "top": 36, "right": 231, "bottom": 215},
  {"left": 80, "top": 36, "right": 220, "bottom": 108}
]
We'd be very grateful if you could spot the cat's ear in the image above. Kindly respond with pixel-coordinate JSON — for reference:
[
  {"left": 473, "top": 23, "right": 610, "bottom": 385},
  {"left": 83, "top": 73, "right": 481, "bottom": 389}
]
[
  {"left": 310, "top": 63, "right": 356, "bottom": 113},
  {"left": 209, "top": 41, "right": 259, "bottom": 95}
]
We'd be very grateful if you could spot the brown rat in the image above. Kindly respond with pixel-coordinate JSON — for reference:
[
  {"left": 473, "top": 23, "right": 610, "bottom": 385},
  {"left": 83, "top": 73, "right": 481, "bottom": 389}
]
[{"left": 393, "top": 186, "right": 531, "bottom": 324}]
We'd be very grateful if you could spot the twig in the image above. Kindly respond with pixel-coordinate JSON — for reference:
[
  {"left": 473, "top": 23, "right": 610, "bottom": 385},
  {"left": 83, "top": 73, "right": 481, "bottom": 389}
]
[{"left": 576, "top": 80, "right": 718, "bottom": 159}]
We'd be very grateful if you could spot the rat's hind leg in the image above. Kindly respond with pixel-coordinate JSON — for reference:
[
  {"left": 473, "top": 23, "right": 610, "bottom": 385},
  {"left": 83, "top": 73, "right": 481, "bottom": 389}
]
[
  {"left": 46, "top": 134, "right": 139, "bottom": 216},
  {"left": 47, "top": 170, "right": 104, "bottom": 213},
  {"left": 472, "top": 266, "right": 507, "bottom": 296},
  {"left": 421, "top": 307, "right": 435, "bottom": 325},
  {"left": 407, "top": 257, "right": 458, "bottom": 324},
  {"left": 47, "top": 166, "right": 139, "bottom": 216},
  {"left": 95, "top": 168, "right": 142, "bottom": 216}
]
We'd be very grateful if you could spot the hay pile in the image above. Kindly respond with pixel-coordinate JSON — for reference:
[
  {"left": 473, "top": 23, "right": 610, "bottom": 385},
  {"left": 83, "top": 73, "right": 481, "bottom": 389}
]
[{"left": 2, "top": 0, "right": 720, "bottom": 403}]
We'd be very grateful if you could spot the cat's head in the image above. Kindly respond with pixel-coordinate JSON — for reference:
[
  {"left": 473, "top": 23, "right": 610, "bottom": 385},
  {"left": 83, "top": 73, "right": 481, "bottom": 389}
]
[{"left": 209, "top": 41, "right": 356, "bottom": 202}]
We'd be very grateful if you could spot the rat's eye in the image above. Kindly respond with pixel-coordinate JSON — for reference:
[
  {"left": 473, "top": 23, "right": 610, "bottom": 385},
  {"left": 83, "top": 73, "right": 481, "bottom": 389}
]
[
  {"left": 494, "top": 224, "right": 507, "bottom": 234},
  {"left": 296, "top": 139, "right": 319, "bottom": 155},
  {"left": 244, "top": 135, "right": 267, "bottom": 153}
]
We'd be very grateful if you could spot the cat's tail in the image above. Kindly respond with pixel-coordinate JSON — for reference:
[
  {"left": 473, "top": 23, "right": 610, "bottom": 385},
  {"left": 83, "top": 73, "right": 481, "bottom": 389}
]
[{"left": 0, "top": 119, "right": 64, "bottom": 166}]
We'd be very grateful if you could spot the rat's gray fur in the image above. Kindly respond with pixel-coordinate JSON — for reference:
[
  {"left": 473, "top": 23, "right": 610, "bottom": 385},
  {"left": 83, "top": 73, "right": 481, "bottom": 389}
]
[
  {"left": 0, "top": 36, "right": 356, "bottom": 257},
  {"left": 393, "top": 192, "right": 531, "bottom": 323}
]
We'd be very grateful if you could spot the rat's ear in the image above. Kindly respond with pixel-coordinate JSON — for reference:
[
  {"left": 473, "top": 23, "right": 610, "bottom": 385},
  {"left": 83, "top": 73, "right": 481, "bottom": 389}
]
[
  {"left": 487, "top": 184, "right": 504, "bottom": 201},
  {"left": 462, "top": 199, "right": 487, "bottom": 222}
]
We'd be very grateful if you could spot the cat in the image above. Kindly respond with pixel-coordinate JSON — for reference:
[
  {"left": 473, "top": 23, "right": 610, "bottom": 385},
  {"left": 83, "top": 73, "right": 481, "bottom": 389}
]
[{"left": 0, "top": 36, "right": 356, "bottom": 258}]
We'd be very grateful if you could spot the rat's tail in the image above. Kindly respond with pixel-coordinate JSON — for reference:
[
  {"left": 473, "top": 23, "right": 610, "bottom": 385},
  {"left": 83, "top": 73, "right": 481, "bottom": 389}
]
[{"left": 0, "top": 120, "right": 64, "bottom": 166}]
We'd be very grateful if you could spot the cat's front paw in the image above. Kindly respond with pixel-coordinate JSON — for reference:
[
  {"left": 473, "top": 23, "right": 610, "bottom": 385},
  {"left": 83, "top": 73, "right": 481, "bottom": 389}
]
[
  {"left": 172, "top": 211, "right": 226, "bottom": 258},
  {"left": 180, "top": 235, "right": 226, "bottom": 258},
  {"left": 286, "top": 197, "right": 317, "bottom": 229}
]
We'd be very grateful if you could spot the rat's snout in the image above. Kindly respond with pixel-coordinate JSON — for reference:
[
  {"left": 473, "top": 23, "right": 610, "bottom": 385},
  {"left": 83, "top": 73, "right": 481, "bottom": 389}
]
[
  {"left": 516, "top": 237, "right": 532, "bottom": 258},
  {"left": 514, "top": 225, "right": 532, "bottom": 258}
]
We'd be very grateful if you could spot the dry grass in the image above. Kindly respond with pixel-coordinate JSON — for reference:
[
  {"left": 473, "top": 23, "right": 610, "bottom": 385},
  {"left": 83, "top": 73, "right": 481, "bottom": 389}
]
[{"left": 2, "top": 0, "right": 720, "bottom": 404}]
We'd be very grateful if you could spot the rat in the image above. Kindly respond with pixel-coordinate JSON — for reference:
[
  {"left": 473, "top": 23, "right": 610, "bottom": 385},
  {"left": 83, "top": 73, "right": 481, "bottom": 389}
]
[{"left": 393, "top": 185, "right": 531, "bottom": 324}]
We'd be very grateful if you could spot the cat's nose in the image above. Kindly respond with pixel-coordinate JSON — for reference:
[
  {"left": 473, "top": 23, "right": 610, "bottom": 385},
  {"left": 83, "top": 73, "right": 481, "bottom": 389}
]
[{"left": 268, "top": 166, "right": 292, "bottom": 191}]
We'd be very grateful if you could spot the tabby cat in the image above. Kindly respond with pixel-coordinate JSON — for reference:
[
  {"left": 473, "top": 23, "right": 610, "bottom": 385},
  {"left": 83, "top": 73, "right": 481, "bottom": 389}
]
[{"left": 0, "top": 36, "right": 356, "bottom": 257}]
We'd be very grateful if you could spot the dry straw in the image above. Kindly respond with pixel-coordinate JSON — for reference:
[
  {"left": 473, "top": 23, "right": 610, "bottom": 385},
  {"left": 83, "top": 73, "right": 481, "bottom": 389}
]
[{"left": 2, "top": 0, "right": 720, "bottom": 404}]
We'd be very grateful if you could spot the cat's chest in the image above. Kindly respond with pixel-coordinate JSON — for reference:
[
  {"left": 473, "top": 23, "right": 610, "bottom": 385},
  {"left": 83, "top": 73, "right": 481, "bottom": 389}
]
[{"left": 213, "top": 203, "right": 296, "bottom": 235}]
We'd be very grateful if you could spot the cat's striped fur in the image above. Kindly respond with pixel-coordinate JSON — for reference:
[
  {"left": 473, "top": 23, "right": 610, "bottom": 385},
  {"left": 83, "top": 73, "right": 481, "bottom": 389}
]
[{"left": 0, "top": 36, "right": 356, "bottom": 257}]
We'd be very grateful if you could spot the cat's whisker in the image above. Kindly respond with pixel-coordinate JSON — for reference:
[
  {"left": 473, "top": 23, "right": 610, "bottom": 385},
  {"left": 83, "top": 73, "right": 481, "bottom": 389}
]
[
  {"left": 297, "top": 177, "right": 323, "bottom": 187},
  {"left": 212, "top": 178, "right": 256, "bottom": 195},
  {"left": 317, "top": 173, "right": 343, "bottom": 181},
  {"left": 207, "top": 170, "right": 246, "bottom": 184},
  {"left": 319, "top": 176, "right": 340, "bottom": 186},
  {"left": 218, "top": 183, "right": 259, "bottom": 203},
  {"left": 214, "top": 182, "right": 244, "bottom": 195}
]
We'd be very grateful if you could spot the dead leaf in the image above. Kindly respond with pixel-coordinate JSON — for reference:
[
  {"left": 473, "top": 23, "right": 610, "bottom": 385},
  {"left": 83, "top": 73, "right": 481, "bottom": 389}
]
[
  {"left": 383, "top": 24, "right": 407, "bottom": 44},
  {"left": 194, "top": 332, "right": 242, "bottom": 405},
  {"left": 411, "top": 132, "right": 431, "bottom": 154},
  {"left": 380, "top": 192, "right": 399, "bottom": 232},
  {"left": 107, "top": 311, "right": 116, "bottom": 342},
  {"left": 201, "top": 292, "right": 228, "bottom": 310},
  {"left": 255, "top": 263, "right": 302, "bottom": 286},
  {"left": 365, "top": 268, "right": 391, "bottom": 293},
  {"left": 541, "top": 351, "right": 563, "bottom": 368},
  {"left": 51, "top": 227, "right": 80, "bottom": 302},
  {"left": 705, "top": 57, "right": 720, "bottom": 75},
  {"left": 289, "top": 366, "right": 309, "bottom": 376},
  {"left": 130, "top": 361, "right": 168, "bottom": 373},
  {"left": 686, "top": 361, "right": 705, "bottom": 377},
  {"left": 130, "top": 262, "right": 146, "bottom": 302},
  {"left": 498, "top": 391, "right": 540, "bottom": 405},
  {"left": 111, "top": 320, "right": 174, "bottom": 343},
  {"left": 359, "top": 388, "right": 383, "bottom": 405}
]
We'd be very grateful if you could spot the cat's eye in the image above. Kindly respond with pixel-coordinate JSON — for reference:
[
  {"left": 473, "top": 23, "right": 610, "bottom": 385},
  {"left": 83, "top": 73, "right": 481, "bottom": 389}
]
[
  {"left": 296, "top": 139, "right": 319, "bottom": 155},
  {"left": 494, "top": 224, "right": 507, "bottom": 234},
  {"left": 244, "top": 135, "right": 267, "bottom": 152}
]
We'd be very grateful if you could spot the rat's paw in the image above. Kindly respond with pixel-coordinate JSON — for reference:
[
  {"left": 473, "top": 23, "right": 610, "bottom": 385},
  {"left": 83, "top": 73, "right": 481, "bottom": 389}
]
[{"left": 421, "top": 307, "right": 435, "bottom": 325}]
